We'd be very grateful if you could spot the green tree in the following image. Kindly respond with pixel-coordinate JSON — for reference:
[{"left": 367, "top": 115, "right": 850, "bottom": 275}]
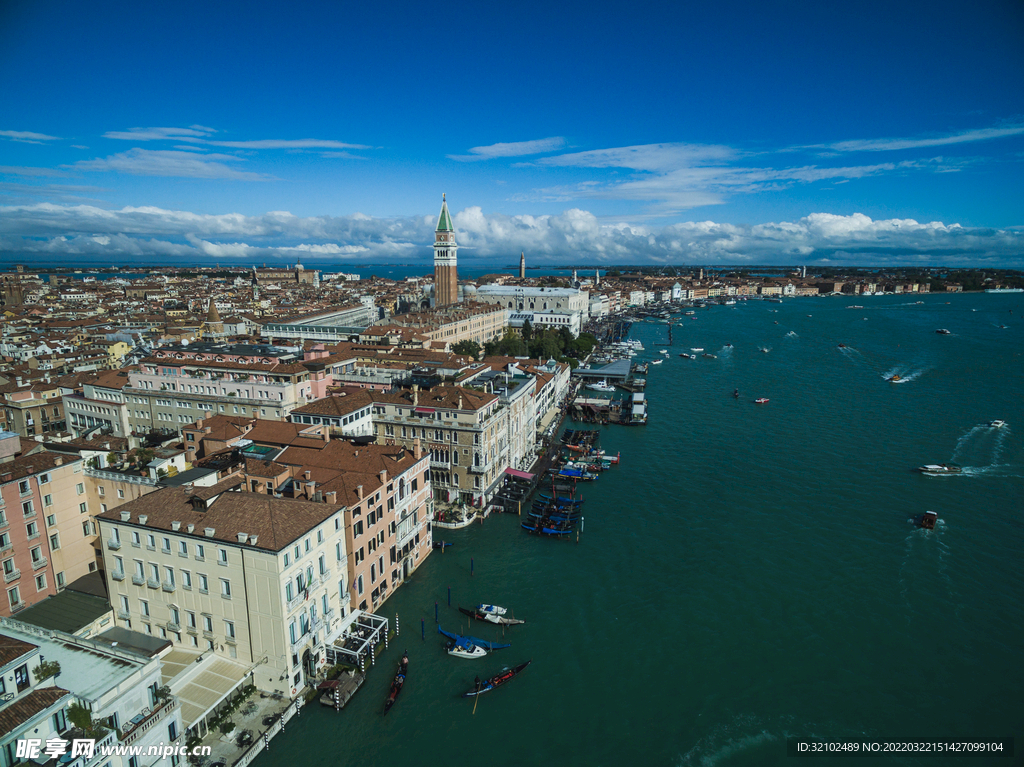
[
  {"left": 33, "top": 660, "right": 60, "bottom": 681},
  {"left": 451, "top": 340, "right": 482, "bottom": 359},
  {"left": 521, "top": 319, "right": 532, "bottom": 341}
]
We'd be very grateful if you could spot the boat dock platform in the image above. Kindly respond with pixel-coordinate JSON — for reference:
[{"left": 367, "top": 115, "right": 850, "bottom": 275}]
[{"left": 318, "top": 669, "right": 366, "bottom": 709}]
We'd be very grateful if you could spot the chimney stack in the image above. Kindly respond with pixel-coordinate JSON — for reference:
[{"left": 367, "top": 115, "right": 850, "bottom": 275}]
[
  {"left": 356, "top": 485, "right": 363, "bottom": 499},
  {"left": 412, "top": 384, "right": 419, "bottom": 407},
  {"left": 325, "top": 490, "right": 337, "bottom": 504},
  {"left": 413, "top": 437, "right": 421, "bottom": 460}
]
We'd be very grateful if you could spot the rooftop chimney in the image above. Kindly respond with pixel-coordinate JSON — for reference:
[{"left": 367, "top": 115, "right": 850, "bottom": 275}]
[
  {"left": 324, "top": 491, "right": 337, "bottom": 504},
  {"left": 304, "top": 470, "right": 311, "bottom": 480},
  {"left": 171, "top": 521, "right": 181, "bottom": 531},
  {"left": 356, "top": 484, "right": 363, "bottom": 500},
  {"left": 458, "top": 394, "right": 463, "bottom": 410},
  {"left": 237, "top": 532, "right": 249, "bottom": 543},
  {"left": 412, "top": 384, "right": 419, "bottom": 407},
  {"left": 187, "top": 524, "right": 195, "bottom": 533},
  {"left": 413, "top": 437, "right": 421, "bottom": 460},
  {"left": 204, "top": 527, "right": 215, "bottom": 537},
  {"left": 138, "top": 515, "right": 148, "bottom": 525},
  {"left": 53, "top": 457, "right": 63, "bottom": 466},
  {"left": 249, "top": 534, "right": 258, "bottom": 546}
]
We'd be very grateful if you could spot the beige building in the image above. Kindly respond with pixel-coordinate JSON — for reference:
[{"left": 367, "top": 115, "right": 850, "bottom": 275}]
[
  {"left": 97, "top": 481, "right": 351, "bottom": 697},
  {"left": 369, "top": 385, "right": 506, "bottom": 505}
]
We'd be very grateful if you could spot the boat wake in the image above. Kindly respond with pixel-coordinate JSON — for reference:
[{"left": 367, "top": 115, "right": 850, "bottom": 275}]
[
  {"left": 899, "top": 523, "right": 960, "bottom": 618},
  {"left": 880, "top": 366, "right": 927, "bottom": 383},
  {"left": 678, "top": 715, "right": 781, "bottom": 767},
  {"left": 950, "top": 424, "right": 1011, "bottom": 465}
]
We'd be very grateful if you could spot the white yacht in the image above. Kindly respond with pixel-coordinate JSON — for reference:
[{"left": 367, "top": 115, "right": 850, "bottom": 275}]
[{"left": 586, "top": 380, "right": 617, "bottom": 393}]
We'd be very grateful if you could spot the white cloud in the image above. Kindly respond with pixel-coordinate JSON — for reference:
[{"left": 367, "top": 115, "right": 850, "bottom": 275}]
[
  {"left": 102, "top": 126, "right": 368, "bottom": 151},
  {"left": 820, "top": 123, "right": 1024, "bottom": 153},
  {"left": 0, "top": 203, "right": 1018, "bottom": 265},
  {"left": 448, "top": 137, "right": 567, "bottom": 162},
  {"left": 70, "top": 149, "right": 266, "bottom": 180},
  {"left": 0, "top": 130, "right": 61, "bottom": 143}
]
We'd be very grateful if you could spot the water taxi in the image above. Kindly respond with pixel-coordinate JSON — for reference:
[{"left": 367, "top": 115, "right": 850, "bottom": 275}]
[
  {"left": 989, "top": 420, "right": 1007, "bottom": 428},
  {"left": 916, "top": 464, "right": 962, "bottom": 476},
  {"left": 936, "top": 328, "right": 951, "bottom": 335}
]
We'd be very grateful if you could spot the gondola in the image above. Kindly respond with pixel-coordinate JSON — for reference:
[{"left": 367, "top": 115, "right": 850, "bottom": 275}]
[
  {"left": 538, "top": 493, "right": 584, "bottom": 506},
  {"left": 432, "top": 541, "right": 453, "bottom": 550},
  {"left": 438, "top": 626, "right": 511, "bottom": 650},
  {"left": 459, "top": 606, "right": 525, "bottom": 625},
  {"left": 462, "top": 661, "right": 532, "bottom": 697},
  {"left": 521, "top": 522, "right": 575, "bottom": 537},
  {"left": 382, "top": 652, "right": 408, "bottom": 715}
]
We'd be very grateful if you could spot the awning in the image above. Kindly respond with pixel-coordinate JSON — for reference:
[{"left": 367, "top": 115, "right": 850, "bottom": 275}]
[
  {"left": 414, "top": 407, "right": 436, "bottom": 414},
  {"left": 504, "top": 468, "right": 535, "bottom": 480}
]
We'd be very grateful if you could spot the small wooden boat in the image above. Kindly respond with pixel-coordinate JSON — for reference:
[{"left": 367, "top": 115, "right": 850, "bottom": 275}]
[
  {"left": 754, "top": 398, "right": 769, "bottom": 404},
  {"left": 538, "top": 493, "right": 584, "bottom": 506},
  {"left": 888, "top": 374, "right": 901, "bottom": 382},
  {"left": 383, "top": 652, "right": 408, "bottom": 715},
  {"left": 438, "top": 626, "right": 510, "bottom": 651},
  {"left": 459, "top": 606, "right": 525, "bottom": 625},
  {"left": 462, "top": 661, "right": 532, "bottom": 697},
  {"left": 432, "top": 541, "right": 453, "bottom": 550},
  {"left": 915, "top": 511, "right": 939, "bottom": 530}
]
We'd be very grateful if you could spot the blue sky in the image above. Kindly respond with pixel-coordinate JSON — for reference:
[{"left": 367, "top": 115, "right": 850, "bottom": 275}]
[{"left": 1, "top": 0, "right": 1023, "bottom": 266}]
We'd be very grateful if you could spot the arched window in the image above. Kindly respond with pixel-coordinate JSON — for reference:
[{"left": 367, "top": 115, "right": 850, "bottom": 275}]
[{"left": 398, "top": 478, "right": 405, "bottom": 500}]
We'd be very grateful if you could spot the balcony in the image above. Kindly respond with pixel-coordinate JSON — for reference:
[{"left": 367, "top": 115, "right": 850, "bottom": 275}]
[
  {"left": 202, "top": 630, "right": 214, "bottom": 640},
  {"left": 132, "top": 574, "right": 145, "bottom": 586},
  {"left": 161, "top": 581, "right": 175, "bottom": 593},
  {"left": 166, "top": 621, "right": 180, "bottom": 632},
  {"left": 117, "top": 609, "right": 130, "bottom": 620},
  {"left": 3, "top": 569, "right": 20, "bottom": 583},
  {"left": 111, "top": 570, "right": 125, "bottom": 581},
  {"left": 31, "top": 557, "right": 46, "bottom": 571},
  {"left": 146, "top": 577, "right": 159, "bottom": 589},
  {"left": 119, "top": 698, "right": 178, "bottom": 747}
]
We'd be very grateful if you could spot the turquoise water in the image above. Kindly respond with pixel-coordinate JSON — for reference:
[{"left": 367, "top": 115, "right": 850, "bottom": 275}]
[{"left": 258, "top": 293, "right": 1023, "bottom": 766}]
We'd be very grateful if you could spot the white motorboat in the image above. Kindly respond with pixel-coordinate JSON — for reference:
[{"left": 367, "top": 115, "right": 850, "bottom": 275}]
[
  {"left": 650, "top": 359, "right": 663, "bottom": 365},
  {"left": 586, "top": 380, "right": 616, "bottom": 393},
  {"left": 476, "top": 604, "right": 507, "bottom": 616},
  {"left": 448, "top": 638, "right": 488, "bottom": 659},
  {"left": 691, "top": 347, "right": 704, "bottom": 352},
  {"left": 989, "top": 420, "right": 1007, "bottom": 428},
  {"left": 916, "top": 464, "right": 962, "bottom": 476}
]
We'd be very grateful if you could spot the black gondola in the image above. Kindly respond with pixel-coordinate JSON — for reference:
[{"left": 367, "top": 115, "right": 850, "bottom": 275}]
[
  {"left": 462, "top": 661, "right": 532, "bottom": 697},
  {"left": 382, "top": 652, "right": 409, "bottom": 715}
]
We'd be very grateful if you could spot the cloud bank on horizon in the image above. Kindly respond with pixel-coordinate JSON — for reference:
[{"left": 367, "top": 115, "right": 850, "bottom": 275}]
[{"left": 0, "top": 202, "right": 1019, "bottom": 267}]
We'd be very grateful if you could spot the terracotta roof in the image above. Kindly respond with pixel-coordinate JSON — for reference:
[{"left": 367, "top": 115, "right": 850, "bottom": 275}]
[
  {"left": 97, "top": 486, "right": 344, "bottom": 552},
  {"left": 0, "top": 451, "right": 82, "bottom": 486},
  {"left": 0, "top": 685, "right": 71, "bottom": 738},
  {"left": 290, "top": 390, "right": 375, "bottom": 418},
  {"left": 0, "top": 635, "right": 38, "bottom": 668}
]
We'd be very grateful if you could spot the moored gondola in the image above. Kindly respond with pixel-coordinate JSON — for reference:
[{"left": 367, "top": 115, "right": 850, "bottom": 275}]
[
  {"left": 382, "top": 652, "right": 408, "bottom": 715},
  {"left": 462, "top": 661, "right": 532, "bottom": 697}
]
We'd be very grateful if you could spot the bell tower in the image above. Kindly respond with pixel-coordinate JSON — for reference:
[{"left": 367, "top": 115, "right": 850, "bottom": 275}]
[{"left": 433, "top": 193, "right": 458, "bottom": 307}]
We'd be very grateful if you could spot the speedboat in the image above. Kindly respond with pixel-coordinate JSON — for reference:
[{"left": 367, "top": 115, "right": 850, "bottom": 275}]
[
  {"left": 888, "top": 374, "right": 901, "bottom": 382},
  {"left": 650, "top": 359, "right": 663, "bottom": 365},
  {"left": 586, "top": 380, "right": 616, "bottom": 393},
  {"left": 758, "top": 347, "right": 770, "bottom": 353},
  {"left": 989, "top": 420, "right": 1007, "bottom": 428},
  {"left": 917, "top": 464, "right": 961, "bottom": 476},
  {"left": 679, "top": 353, "right": 695, "bottom": 359},
  {"left": 754, "top": 398, "right": 769, "bottom": 404},
  {"left": 936, "top": 328, "right": 951, "bottom": 335},
  {"left": 837, "top": 343, "right": 846, "bottom": 348},
  {"left": 702, "top": 353, "right": 717, "bottom": 359},
  {"left": 447, "top": 636, "right": 488, "bottom": 659},
  {"left": 691, "top": 347, "right": 704, "bottom": 352}
]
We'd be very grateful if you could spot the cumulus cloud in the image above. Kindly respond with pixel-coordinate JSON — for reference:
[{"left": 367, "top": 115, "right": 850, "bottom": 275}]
[
  {"left": 71, "top": 149, "right": 266, "bottom": 180},
  {"left": 0, "top": 202, "right": 1018, "bottom": 266},
  {"left": 448, "top": 137, "right": 567, "bottom": 162},
  {"left": 0, "top": 130, "right": 61, "bottom": 143}
]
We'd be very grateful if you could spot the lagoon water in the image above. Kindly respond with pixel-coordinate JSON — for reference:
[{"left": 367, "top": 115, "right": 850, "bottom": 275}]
[{"left": 258, "top": 292, "right": 1022, "bottom": 766}]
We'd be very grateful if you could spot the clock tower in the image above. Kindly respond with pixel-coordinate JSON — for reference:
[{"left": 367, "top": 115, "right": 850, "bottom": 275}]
[{"left": 433, "top": 193, "right": 458, "bottom": 307}]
